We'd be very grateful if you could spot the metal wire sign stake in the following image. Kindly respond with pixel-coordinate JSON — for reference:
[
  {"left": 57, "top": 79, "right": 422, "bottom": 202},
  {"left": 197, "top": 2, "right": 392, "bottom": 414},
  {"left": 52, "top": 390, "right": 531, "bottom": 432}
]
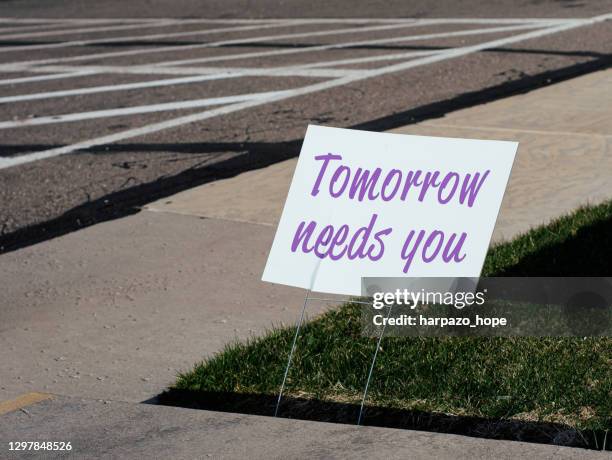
[
  {"left": 274, "top": 291, "right": 393, "bottom": 427},
  {"left": 274, "top": 289, "right": 310, "bottom": 417},
  {"left": 357, "top": 301, "right": 394, "bottom": 426}
]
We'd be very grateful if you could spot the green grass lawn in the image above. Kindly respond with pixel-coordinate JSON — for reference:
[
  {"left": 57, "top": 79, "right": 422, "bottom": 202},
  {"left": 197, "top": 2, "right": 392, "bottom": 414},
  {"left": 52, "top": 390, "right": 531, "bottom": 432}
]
[{"left": 161, "top": 201, "right": 612, "bottom": 450}]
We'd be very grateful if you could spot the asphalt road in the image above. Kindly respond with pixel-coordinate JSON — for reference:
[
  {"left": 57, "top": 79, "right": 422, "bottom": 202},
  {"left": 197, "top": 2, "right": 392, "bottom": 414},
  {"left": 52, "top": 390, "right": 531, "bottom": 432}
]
[{"left": 0, "top": 0, "right": 610, "bottom": 252}]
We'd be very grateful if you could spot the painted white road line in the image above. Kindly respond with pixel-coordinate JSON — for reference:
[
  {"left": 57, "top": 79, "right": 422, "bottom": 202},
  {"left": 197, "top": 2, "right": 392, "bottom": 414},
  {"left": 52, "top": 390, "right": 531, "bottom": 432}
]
[
  {"left": 0, "top": 18, "right": 165, "bottom": 31},
  {"left": 0, "top": 20, "right": 431, "bottom": 76},
  {"left": 2, "top": 13, "right": 606, "bottom": 170},
  {"left": 0, "top": 22, "right": 83, "bottom": 35},
  {"left": 0, "top": 19, "right": 524, "bottom": 71},
  {"left": 0, "top": 19, "right": 165, "bottom": 37},
  {"left": 8, "top": 50, "right": 439, "bottom": 78},
  {"left": 0, "top": 73, "right": 244, "bottom": 103},
  {"left": 0, "top": 21, "right": 323, "bottom": 69},
  {"left": 0, "top": 20, "right": 542, "bottom": 84},
  {"left": 0, "top": 20, "right": 421, "bottom": 54},
  {"left": 0, "top": 21, "right": 549, "bottom": 88},
  {"left": 0, "top": 17, "right": 404, "bottom": 25},
  {"left": 0, "top": 51, "right": 440, "bottom": 102},
  {"left": 0, "top": 20, "right": 332, "bottom": 54},
  {"left": 359, "top": 13, "right": 612, "bottom": 79},
  {"left": 0, "top": 17, "right": 570, "bottom": 24},
  {"left": 0, "top": 49, "right": 435, "bottom": 92},
  {"left": 381, "top": 17, "right": 575, "bottom": 25},
  {"left": 151, "top": 21, "right": 551, "bottom": 67},
  {"left": 0, "top": 18, "right": 166, "bottom": 24},
  {"left": 74, "top": 51, "right": 439, "bottom": 75},
  {"left": 0, "top": 65, "right": 358, "bottom": 104},
  {"left": 0, "top": 71, "right": 99, "bottom": 86},
  {"left": 0, "top": 20, "right": 182, "bottom": 41},
  {"left": 217, "top": 17, "right": 576, "bottom": 24},
  {"left": 0, "top": 91, "right": 290, "bottom": 129},
  {"left": 121, "top": 65, "right": 357, "bottom": 77},
  {"left": 300, "top": 50, "right": 439, "bottom": 68},
  {"left": 155, "top": 21, "right": 422, "bottom": 49},
  {"left": 0, "top": 96, "right": 307, "bottom": 170},
  {"left": 0, "top": 18, "right": 260, "bottom": 39},
  {"left": 0, "top": 18, "right": 62, "bottom": 24},
  {"left": 0, "top": 21, "right": 420, "bottom": 77},
  {"left": 0, "top": 20, "right": 422, "bottom": 67},
  {"left": 133, "top": 23, "right": 441, "bottom": 67}
]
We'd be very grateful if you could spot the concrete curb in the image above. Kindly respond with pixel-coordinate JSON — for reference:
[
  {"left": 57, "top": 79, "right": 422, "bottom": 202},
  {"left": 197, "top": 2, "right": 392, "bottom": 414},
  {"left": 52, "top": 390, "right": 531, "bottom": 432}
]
[{"left": 1, "top": 394, "right": 609, "bottom": 459}]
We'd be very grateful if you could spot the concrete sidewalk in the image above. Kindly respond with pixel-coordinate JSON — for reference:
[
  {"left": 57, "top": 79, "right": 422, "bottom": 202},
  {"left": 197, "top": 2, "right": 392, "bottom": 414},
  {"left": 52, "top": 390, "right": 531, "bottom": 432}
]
[
  {"left": 0, "top": 212, "right": 336, "bottom": 402},
  {"left": 1, "top": 393, "right": 609, "bottom": 459},
  {"left": 1, "top": 69, "right": 611, "bottom": 456}
]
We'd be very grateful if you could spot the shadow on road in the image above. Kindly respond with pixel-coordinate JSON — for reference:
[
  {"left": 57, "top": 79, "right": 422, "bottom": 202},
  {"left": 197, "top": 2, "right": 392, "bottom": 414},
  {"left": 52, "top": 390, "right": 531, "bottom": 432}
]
[{"left": 1, "top": 54, "right": 610, "bottom": 254}]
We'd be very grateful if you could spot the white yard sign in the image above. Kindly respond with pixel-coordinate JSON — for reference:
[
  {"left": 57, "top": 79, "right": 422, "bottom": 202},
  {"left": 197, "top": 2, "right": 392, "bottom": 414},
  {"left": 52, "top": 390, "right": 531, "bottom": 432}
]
[{"left": 263, "top": 125, "right": 517, "bottom": 295}]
